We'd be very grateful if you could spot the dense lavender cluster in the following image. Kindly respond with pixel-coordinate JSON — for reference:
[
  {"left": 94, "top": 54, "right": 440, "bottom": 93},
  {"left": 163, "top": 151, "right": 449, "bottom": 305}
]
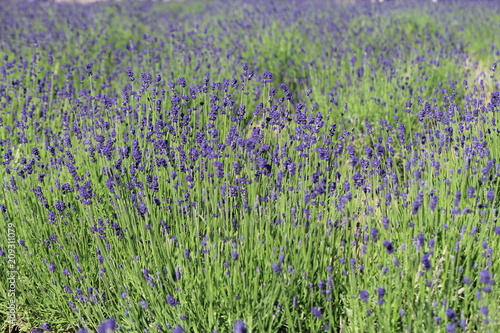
[{"left": 0, "top": 0, "right": 499, "bottom": 332}]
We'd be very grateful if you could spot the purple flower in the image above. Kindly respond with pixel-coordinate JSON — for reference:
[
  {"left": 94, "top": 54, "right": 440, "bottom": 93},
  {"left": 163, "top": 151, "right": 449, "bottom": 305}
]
[
  {"left": 480, "top": 306, "right": 489, "bottom": 315},
  {"left": 430, "top": 195, "right": 438, "bottom": 211},
  {"left": 370, "top": 227, "right": 379, "bottom": 242},
  {"left": 359, "top": 289, "right": 369, "bottom": 302},
  {"left": 177, "top": 77, "right": 187, "bottom": 87},
  {"left": 262, "top": 71, "right": 274, "bottom": 83},
  {"left": 97, "top": 318, "right": 116, "bottom": 333},
  {"left": 315, "top": 147, "right": 331, "bottom": 160},
  {"left": 232, "top": 251, "right": 239, "bottom": 260},
  {"left": 446, "top": 308, "right": 456, "bottom": 319},
  {"left": 317, "top": 280, "right": 326, "bottom": 290},
  {"left": 422, "top": 252, "right": 432, "bottom": 271},
  {"left": 232, "top": 162, "right": 243, "bottom": 175},
  {"left": 392, "top": 257, "right": 400, "bottom": 267},
  {"left": 487, "top": 190, "right": 494, "bottom": 201},
  {"left": 126, "top": 68, "right": 134, "bottom": 80},
  {"left": 428, "top": 238, "right": 435, "bottom": 249},
  {"left": 383, "top": 240, "right": 395, "bottom": 254},
  {"left": 48, "top": 211, "right": 56, "bottom": 224},
  {"left": 454, "top": 190, "right": 461, "bottom": 207},
  {"left": 184, "top": 249, "right": 190, "bottom": 259},
  {"left": 278, "top": 254, "right": 285, "bottom": 264},
  {"left": 382, "top": 216, "right": 390, "bottom": 229},
  {"left": 212, "top": 161, "right": 225, "bottom": 178},
  {"left": 138, "top": 202, "right": 148, "bottom": 215},
  {"left": 272, "top": 264, "right": 283, "bottom": 275},
  {"left": 312, "top": 307, "right": 322, "bottom": 318},
  {"left": 377, "top": 287, "right": 385, "bottom": 299},
  {"left": 476, "top": 289, "right": 482, "bottom": 300},
  {"left": 377, "top": 287, "right": 386, "bottom": 305},
  {"left": 85, "top": 63, "right": 93, "bottom": 76},
  {"left": 287, "top": 162, "right": 297, "bottom": 176},
  {"left": 167, "top": 296, "right": 178, "bottom": 306},
  {"left": 173, "top": 325, "right": 184, "bottom": 333},
  {"left": 412, "top": 192, "right": 424, "bottom": 214},
  {"left": 446, "top": 323, "right": 456, "bottom": 333},
  {"left": 415, "top": 232, "right": 425, "bottom": 248},
  {"left": 55, "top": 201, "right": 66, "bottom": 213},
  {"left": 233, "top": 320, "right": 248, "bottom": 333},
  {"left": 41, "top": 323, "right": 51, "bottom": 331},
  {"left": 467, "top": 186, "right": 475, "bottom": 198},
  {"left": 479, "top": 270, "right": 494, "bottom": 285}
]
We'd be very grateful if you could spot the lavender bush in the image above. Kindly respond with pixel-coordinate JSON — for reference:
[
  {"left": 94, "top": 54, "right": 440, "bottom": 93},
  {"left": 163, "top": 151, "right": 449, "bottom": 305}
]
[{"left": 0, "top": 0, "right": 499, "bottom": 332}]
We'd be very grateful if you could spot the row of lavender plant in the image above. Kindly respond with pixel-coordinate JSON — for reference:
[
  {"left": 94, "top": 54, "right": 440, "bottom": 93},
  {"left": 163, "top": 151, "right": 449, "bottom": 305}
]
[{"left": 0, "top": 0, "right": 499, "bottom": 332}]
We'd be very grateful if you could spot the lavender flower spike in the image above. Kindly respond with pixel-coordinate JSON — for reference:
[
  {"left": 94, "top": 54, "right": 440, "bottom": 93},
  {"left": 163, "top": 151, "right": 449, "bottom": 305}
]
[
  {"left": 172, "top": 325, "right": 185, "bottom": 333},
  {"left": 97, "top": 317, "right": 117, "bottom": 333},
  {"left": 360, "top": 290, "right": 369, "bottom": 302},
  {"left": 233, "top": 320, "right": 248, "bottom": 333}
]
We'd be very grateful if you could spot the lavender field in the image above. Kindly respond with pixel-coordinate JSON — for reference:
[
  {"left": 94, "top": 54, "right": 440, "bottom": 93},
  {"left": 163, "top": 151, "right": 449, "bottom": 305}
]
[{"left": 0, "top": 0, "right": 499, "bottom": 332}]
